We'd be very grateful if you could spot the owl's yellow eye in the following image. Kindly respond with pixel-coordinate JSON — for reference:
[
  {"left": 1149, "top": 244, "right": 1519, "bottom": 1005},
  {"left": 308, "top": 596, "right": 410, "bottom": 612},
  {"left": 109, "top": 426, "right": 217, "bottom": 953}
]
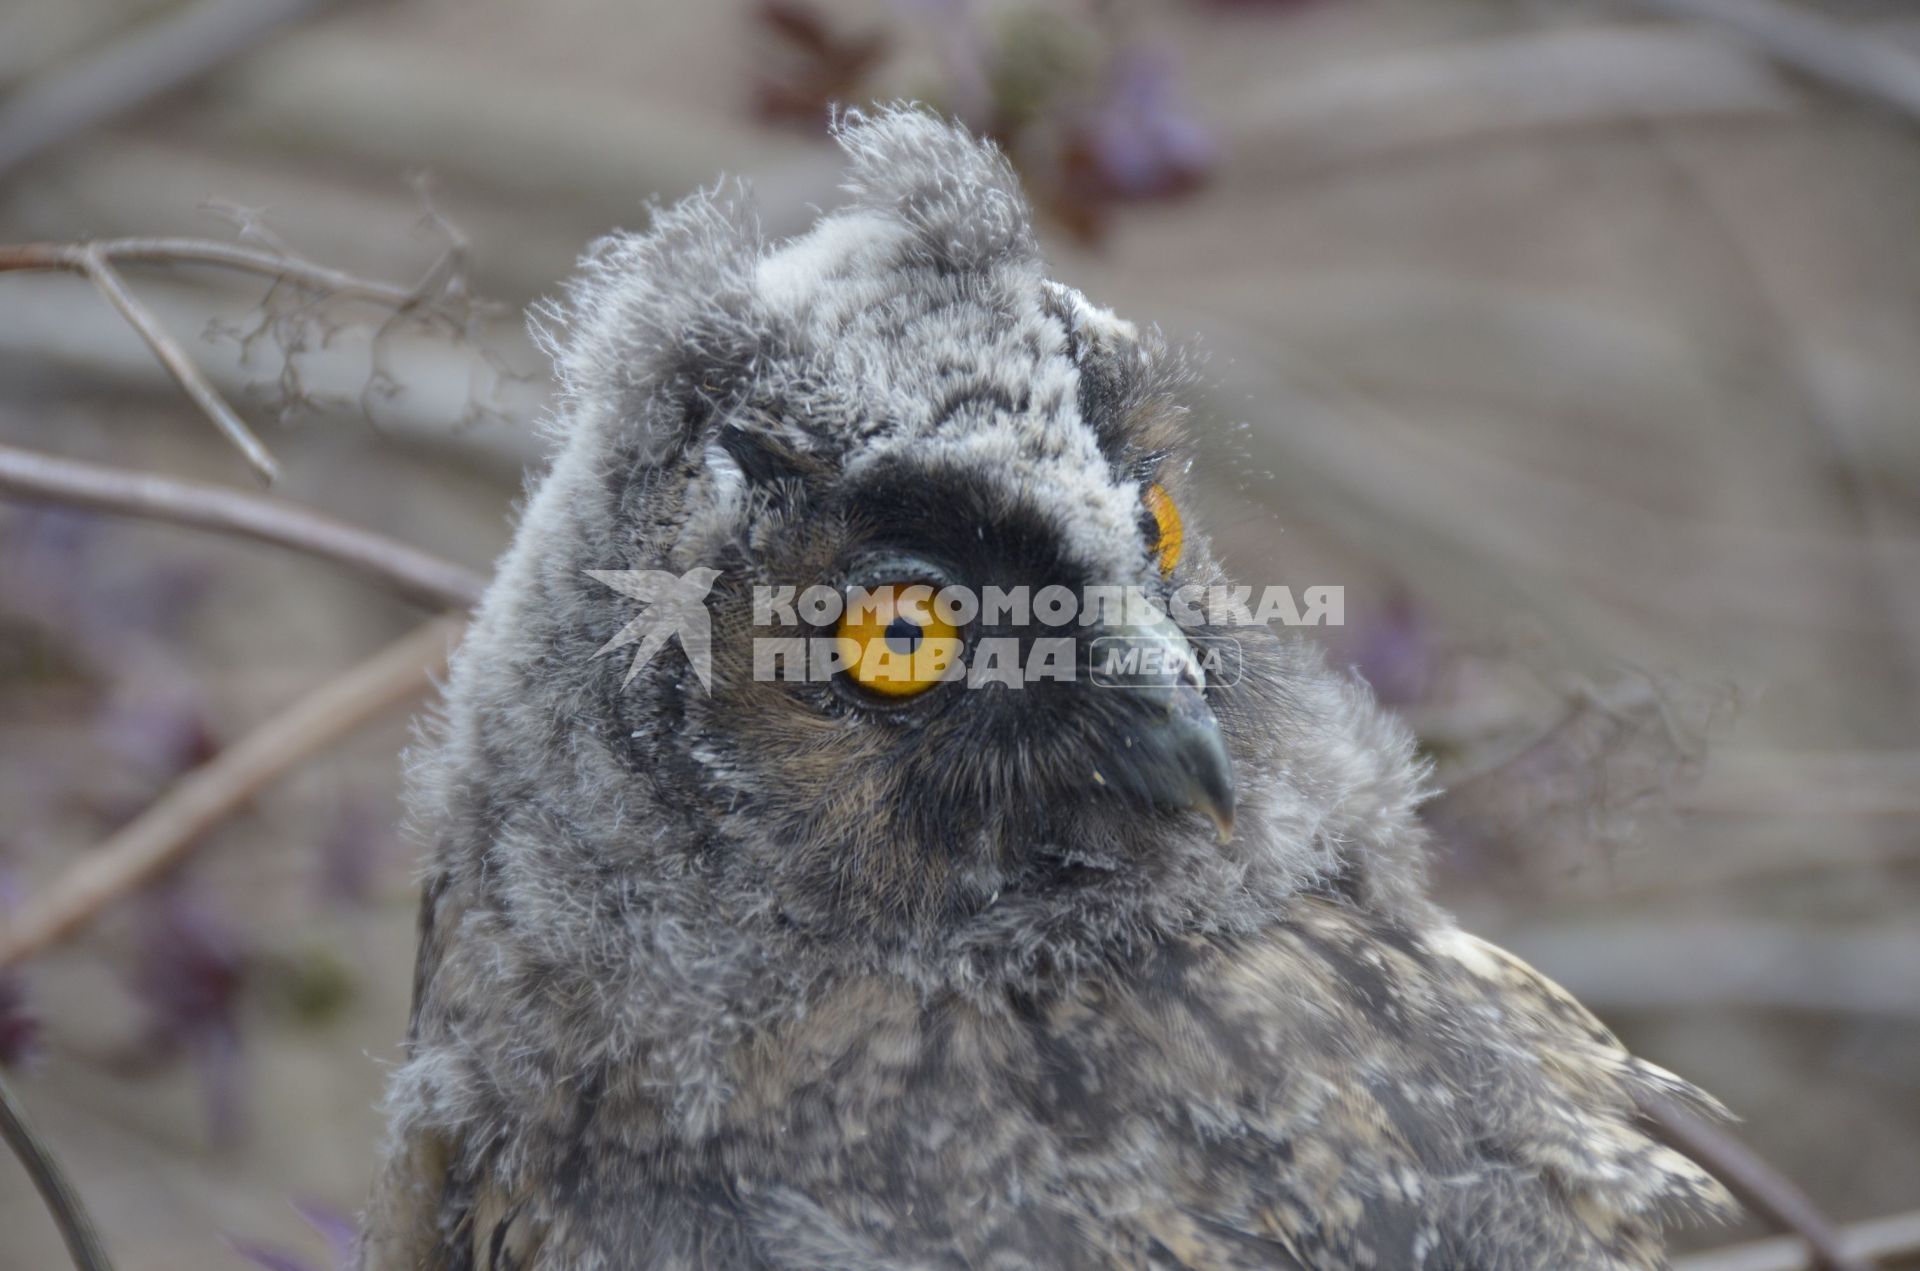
[
  {"left": 835, "top": 582, "right": 963, "bottom": 698},
  {"left": 1144, "top": 482, "right": 1183, "bottom": 576}
]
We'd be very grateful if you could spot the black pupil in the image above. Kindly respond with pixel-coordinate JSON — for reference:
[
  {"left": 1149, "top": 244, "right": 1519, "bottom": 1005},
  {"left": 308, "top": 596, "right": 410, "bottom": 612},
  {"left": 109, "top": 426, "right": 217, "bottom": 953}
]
[{"left": 884, "top": 615, "right": 924, "bottom": 655}]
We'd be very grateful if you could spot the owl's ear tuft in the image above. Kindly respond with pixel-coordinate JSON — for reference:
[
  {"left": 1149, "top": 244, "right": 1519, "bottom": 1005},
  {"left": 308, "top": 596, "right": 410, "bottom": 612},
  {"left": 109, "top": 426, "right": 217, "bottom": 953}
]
[
  {"left": 1042, "top": 279, "right": 1190, "bottom": 459},
  {"left": 534, "top": 180, "right": 768, "bottom": 464},
  {"left": 831, "top": 103, "right": 1036, "bottom": 275}
]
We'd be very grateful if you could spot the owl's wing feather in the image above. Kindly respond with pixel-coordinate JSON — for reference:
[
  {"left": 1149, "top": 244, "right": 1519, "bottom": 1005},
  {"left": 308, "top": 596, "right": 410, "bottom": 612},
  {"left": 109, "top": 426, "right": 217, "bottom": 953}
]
[
  {"left": 357, "top": 877, "right": 458, "bottom": 1271},
  {"left": 1030, "top": 898, "right": 1734, "bottom": 1271},
  {"left": 358, "top": 871, "right": 550, "bottom": 1271}
]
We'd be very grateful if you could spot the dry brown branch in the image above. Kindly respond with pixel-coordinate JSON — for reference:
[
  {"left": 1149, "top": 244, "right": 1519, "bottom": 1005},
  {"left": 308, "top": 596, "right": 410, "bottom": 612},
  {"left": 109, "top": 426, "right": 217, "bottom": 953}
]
[
  {"left": 75, "top": 244, "right": 280, "bottom": 482},
  {"left": 1627, "top": 0, "right": 1920, "bottom": 123},
  {"left": 0, "top": 443, "right": 487, "bottom": 611},
  {"left": 0, "top": 237, "right": 417, "bottom": 307},
  {"left": 0, "top": 617, "right": 463, "bottom": 969},
  {"left": 1641, "top": 1095, "right": 1870, "bottom": 1271},
  {"left": 0, "top": 240, "right": 282, "bottom": 481},
  {"left": 0, "top": 271, "right": 546, "bottom": 474},
  {"left": 1677, "top": 1208, "right": 1920, "bottom": 1271},
  {"left": 0, "top": 1069, "right": 116, "bottom": 1271},
  {"left": 0, "top": 234, "right": 501, "bottom": 482}
]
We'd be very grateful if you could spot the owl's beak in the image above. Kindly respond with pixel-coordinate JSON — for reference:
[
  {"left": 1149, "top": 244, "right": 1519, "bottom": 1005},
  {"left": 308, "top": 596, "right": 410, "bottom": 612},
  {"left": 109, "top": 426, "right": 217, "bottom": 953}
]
[{"left": 1088, "top": 612, "right": 1237, "bottom": 843}]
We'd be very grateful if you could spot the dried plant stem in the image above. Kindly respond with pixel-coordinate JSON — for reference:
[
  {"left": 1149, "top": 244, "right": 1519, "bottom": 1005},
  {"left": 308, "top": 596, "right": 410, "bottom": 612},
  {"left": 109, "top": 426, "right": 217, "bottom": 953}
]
[
  {"left": 1642, "top": 1096, "right": 1869, "bottom": 1271},
  {"left": 0, "top": 238, "right": 418, "bottom": 306},
  {"left": 0, "top": 617, "right": 463, "bottom": 969},
  {"left": 0, "top": 443, "right": 486, "bottom": 610},
  {"left": 0, "top": 237, "right": 439, "bottom": 484},
  {"left": 78, "top": 245, "right": 279, "bottom": 482},
  {"left": 1677, "top": 1208, "right": 1920, "bottom": 1271},
  {"left": 0, "top": 1069, "right": 116, "bottom": 1271}
]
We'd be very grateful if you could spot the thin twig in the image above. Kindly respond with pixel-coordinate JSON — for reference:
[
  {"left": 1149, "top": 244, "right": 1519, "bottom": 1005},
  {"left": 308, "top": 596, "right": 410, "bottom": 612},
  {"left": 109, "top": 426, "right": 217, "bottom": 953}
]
[
  {"left": 76, "top": 244, "right": 280, "bottom": 484},
  {"left": 0, "top": 236, "right": 460, "bottom": 483},
  {"left": 0, "top": 443, "right": 487, "bottom": 611},
  {"left": 0, "top": 617, "right": 463, "bottom": 969},
  {"left": 0, "top": 271, "right": 546, "bottom": 472},
  {"left": 1677, "top": 1208, "right": 1920, "bottom": 1271},
  {"left": 1625, "top": 0, "right": 1920, "bottom": 123},
  {"left": 1642, "top": 1095, "right": 1871, "bottom": 1271},
  {"left": 0, "top": 238, "right": 418, "bottom": 307},
  {"left": 0, "top": 1068, "right": 116, "bottom": 1271}
]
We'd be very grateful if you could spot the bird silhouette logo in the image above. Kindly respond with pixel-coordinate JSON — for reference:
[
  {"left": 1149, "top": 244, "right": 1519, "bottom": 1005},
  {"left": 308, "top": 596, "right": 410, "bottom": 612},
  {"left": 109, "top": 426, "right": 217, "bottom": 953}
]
[{"left": 585, "top": 567, "right": 723, "bottom": 691}]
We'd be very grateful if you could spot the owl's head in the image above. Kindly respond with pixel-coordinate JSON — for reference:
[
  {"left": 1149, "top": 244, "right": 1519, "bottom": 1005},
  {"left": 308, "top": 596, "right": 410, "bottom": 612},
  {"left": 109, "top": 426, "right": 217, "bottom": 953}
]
[{"left": 443, "top": 108, "right": 1426, "bottom": 977}]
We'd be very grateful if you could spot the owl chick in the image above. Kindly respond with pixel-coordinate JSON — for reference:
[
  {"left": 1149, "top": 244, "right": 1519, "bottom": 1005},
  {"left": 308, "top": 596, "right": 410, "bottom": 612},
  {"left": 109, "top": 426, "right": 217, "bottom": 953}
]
[{"left": 359, "top": 108, "right": 1732, "bottom": 1270}]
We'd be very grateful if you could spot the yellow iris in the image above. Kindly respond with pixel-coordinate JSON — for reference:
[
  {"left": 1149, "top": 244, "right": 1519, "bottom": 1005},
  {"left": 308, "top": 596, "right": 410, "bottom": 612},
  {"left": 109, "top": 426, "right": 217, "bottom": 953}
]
[
  {"left": 835, "top": 582, "right": 963, "bottom": 697},
  {"left": 1144, "top": 482, "right": 1183, "bottom": 575}
]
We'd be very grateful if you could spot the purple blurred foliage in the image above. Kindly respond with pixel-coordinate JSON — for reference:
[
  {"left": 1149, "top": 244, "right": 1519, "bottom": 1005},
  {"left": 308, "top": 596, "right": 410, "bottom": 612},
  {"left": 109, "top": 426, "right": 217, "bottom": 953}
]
[
  {"left": 0, "top": 968, "right": 42, "bottom": 1068},
  {"left": 0, "top": 864, "right": 44, "bottom": 1068},
  {"left": 228, "top": 1199, "right": 357, "bottom": 1271},
  {"left": 1, "top": 506, "right": 213, "bottom": 663},
  {"left": 95, "top": 685, "right": 222, "bottom": 786},
  {"left": 2, "top": 506, "right": 95, "bottom": 602},
  {"left": 1347, "top": 592, "right": 1437, "bottom": 709},
  {"left": 1, "top": 495, "right": 224, "bottom": 877},
  {"left": 294, "top": 1201, "right": 360, "bottom": 1268},
  {"left": 315, "top": 798, "right": 395, "bottom": 907},
  {"left": 1200, "top": 0, "right": 1327, "bottom": 9},
  {"left": 0, "top": 509, "right": 102, "bottom": 674},
  {"left": 127, "top": 882, "right": 252, "bottom": 1144},
  {"left": 229, "top": 1241, "right": 328, "bottom": 1271},
  {"left": 751, "top": 0, "right": 890, "bottom": 127},
  {"left": 91, "top": 555, "right": 215, "bottom": 647},
  {"left": 743, "top": 2, "right": 1217, "bottom": 242},
  {"left": 1075, "top": 45, "right": 1218, "bottom": 200}
]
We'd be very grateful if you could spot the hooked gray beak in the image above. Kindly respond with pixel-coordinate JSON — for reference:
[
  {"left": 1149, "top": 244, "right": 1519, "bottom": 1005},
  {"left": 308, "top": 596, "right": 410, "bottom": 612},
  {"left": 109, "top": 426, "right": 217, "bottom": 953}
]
[{"left": 1086, "top": 609, "right": 1236, "bottom": 842}]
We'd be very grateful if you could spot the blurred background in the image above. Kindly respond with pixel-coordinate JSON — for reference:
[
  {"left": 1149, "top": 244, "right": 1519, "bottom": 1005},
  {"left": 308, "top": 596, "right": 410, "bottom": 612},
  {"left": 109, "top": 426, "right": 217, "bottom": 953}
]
[{"left": 0, "top": 0, "right": 1916, "bottom": 1267}]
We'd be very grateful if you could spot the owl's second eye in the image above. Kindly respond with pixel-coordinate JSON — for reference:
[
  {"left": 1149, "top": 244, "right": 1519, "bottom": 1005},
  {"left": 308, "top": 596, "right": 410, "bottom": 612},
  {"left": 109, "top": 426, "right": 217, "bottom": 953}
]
[
  {"left": 1144, "top": 482, "right": 1184, "bottom": 576},
  {"left": 836, "top": 582, "right": 963, "bottom": 698}
]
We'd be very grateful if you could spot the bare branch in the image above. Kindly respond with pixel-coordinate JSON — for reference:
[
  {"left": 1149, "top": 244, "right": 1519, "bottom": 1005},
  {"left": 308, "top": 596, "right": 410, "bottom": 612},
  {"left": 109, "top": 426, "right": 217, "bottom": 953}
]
[
  {"left": 1625, "top": 0, "right": 1920, "bottom": 124},
  {"left": 0, "top": 443, "right": 486, "bottom": 611},
  {"left": 1641, "top": 1095, "right": 1870, "bottom": 1271},
  {"left": 75, "top": 244, "right": 280, "bottom": 483},
  {"left": 0, "top": 617, "right": 463, "bottom": 969},
  {"left": 0, "top": 238, "right": 418, "bottom": 307},
  {"left": 0, "top": 234, "right": 511, "bottom": 481},
  {"left": 0, "top": 1069, "right": 116, "bottom": 1271},
  {"left": 1676, "top": 1208, "right": 1920, "bottom": 1271}
]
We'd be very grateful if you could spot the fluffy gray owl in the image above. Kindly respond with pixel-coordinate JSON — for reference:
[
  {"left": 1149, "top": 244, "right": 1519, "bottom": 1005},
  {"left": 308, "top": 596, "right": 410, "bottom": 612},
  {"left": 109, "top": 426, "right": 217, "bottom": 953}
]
[{"left": 360, "top": 109, "right": 1732, "bottom": 1269}]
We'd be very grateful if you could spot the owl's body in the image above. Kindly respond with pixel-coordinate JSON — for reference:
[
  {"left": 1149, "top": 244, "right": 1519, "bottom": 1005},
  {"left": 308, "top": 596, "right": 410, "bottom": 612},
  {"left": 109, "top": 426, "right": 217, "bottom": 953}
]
[{"left": 361, "top": 110, "right": 1729, "bottom": 1269}]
